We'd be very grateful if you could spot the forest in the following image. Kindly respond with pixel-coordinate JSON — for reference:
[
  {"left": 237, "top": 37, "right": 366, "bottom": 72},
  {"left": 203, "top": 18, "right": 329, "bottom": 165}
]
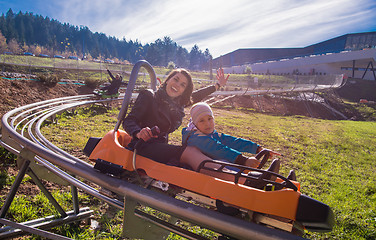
[{"left": 0, "top": 8, "right": 212, "bottom": 69}]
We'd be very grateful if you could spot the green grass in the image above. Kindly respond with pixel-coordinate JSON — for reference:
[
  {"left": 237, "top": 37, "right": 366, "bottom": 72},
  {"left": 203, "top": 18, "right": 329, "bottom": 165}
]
[
  {"left": 44, "top": 105, "right": 120, "bottom": 151},
  {"left": 0, "top": 54, "right": 134, "bottom": 86},
  {"left": 1, "top": 54, "right": 307, "bottom": 92},
  {"left": 1, "top": 104, "right": 375, "bottom": 239},
  {"left": 346, "top": 101, "right": 376, "bottom": 121},
  {"left": 28, "top": 105, "right": 376, "bottom": 239},
  {"left": 1, "top": 54, "right": 375, "bottom": 239}
]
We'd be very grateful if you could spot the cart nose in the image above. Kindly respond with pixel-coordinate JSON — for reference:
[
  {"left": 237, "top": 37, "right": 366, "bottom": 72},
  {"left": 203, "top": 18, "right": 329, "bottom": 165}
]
[{"left": 296, "top": 194, "right": 335, "bottom": 232}]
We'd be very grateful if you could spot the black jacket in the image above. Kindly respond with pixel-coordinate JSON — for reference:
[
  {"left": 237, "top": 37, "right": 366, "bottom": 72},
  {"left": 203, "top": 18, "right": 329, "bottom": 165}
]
[
  {"left": 102, "top": 69, "right": 123, "bottom": 95},
  {"left": 123, "top": 85, "right": 216, "bottom": 147}
]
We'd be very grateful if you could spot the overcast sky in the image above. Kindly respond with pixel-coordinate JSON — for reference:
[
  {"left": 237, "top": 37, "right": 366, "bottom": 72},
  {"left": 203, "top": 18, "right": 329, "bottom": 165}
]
[{"left": 1, "top": 0, "right": 376, "bottom": 58}]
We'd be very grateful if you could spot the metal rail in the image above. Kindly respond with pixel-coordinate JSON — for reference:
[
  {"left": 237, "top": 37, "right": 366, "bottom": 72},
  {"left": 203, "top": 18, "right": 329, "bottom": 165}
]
[
  {"left": 1, "top": 96, "right": 303, "bottom": 240},
  {"left": 0, "top": 60, "right": 346, "bottom": 239}
]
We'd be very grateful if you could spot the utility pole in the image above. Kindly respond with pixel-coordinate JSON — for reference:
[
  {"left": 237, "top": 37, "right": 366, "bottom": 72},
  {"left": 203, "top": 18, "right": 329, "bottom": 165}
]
[{"left": 80, "top": 25, "right": 85, "bottom": 60}]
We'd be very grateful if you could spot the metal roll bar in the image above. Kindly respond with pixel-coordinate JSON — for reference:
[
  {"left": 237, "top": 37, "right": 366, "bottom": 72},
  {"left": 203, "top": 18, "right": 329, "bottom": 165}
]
[{"left": 115, "top": 60, "right": 157, "bottom": 131}]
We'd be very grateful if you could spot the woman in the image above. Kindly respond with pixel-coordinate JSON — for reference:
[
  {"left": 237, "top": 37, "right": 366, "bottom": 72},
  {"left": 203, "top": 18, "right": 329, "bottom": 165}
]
[{"left": 123, "top": 68, "right": 229, "bottom": 164}]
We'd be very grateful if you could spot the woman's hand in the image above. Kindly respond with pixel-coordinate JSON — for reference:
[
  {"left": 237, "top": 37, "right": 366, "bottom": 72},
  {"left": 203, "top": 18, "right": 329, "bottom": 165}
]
[
  {"left": 136, "top": 127, "right": 156, "bottom": 142},
  {"left": 216, "top": 68, "right": 230, "bottom": 88}
]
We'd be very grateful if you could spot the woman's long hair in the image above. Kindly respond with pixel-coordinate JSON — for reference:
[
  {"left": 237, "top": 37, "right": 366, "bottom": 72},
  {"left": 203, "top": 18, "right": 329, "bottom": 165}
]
[{"left": 160, "top": 69, "right": 193, "bottom": 106}]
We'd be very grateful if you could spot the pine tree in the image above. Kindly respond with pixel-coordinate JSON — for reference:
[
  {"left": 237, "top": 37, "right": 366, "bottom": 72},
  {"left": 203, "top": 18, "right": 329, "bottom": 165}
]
[
  {"left": 0, "top": 8, "right": 212, "bottom": 69},
  {"left": 5, "top": 9, "right": 17, "bottom": 41}
]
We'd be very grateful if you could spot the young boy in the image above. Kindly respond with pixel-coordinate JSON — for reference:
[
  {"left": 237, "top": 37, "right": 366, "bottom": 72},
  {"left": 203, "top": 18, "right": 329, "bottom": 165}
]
[{"left": 182, "top": 102, "right": 281, "bottom": 170}]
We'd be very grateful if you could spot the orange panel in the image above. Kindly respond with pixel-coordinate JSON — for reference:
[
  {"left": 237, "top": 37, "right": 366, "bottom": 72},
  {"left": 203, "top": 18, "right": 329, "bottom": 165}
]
[{"left": 89, "top": 130, "right": 301, "bottom": 220}]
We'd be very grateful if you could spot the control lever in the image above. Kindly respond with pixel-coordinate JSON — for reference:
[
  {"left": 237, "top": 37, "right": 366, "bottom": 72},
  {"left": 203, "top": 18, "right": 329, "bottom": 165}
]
[
  {"left": 133, "top": 126, "right": 160, "bottom": 185},
  {"left": 134, "top": 126, "right": 160, "bottom": 150}
]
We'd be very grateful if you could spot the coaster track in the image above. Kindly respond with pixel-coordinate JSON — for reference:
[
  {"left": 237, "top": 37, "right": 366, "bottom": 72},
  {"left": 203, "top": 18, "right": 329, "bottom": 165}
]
[{"left": 0, "top": 60, "right": 343, "bottom": 239}]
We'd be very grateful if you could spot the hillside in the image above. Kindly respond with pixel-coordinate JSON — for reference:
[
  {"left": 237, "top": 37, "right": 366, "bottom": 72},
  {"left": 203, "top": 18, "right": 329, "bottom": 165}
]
[{"left": 0, "top": 77, "right": 91, "bottom": 118}]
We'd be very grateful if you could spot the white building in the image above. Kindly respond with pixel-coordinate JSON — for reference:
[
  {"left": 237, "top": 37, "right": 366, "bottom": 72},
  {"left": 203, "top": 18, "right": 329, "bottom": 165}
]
[
  {"left": 226, "top": 48, "right": 376, "bottom": 81},
  {"left": 214, "top": 31, "right": 376, "bottom": 81}
]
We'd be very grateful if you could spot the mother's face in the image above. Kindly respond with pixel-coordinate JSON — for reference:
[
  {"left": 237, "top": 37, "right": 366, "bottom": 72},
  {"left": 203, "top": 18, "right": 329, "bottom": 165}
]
[{"left": 165, "top": 72, "right": 188, "bottom": 99}]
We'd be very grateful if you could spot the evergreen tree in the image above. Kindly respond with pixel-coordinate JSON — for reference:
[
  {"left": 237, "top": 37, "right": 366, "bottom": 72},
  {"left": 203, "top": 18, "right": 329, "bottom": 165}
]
[
  {"left": 14, "top": 11, "right": 26, "bottom": 44},
  {"left": 189, "top": 44, "right": 201, "bottom": 70},
  {"left": 5, "top": 9, "right": 17, "bottom": 41},
  {"left": 176, "top": 46, "right": 189, "bottom": 68},
  {"left": 0, "top": 8, "right": 211, "bottom": 69}
]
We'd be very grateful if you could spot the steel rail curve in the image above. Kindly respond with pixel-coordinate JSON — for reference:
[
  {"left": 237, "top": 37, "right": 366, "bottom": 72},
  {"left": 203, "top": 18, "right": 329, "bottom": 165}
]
[
  {"left": 0, "top": 60, "right": 345, "bottom": 239},
  {"left": 1, "top": 93, "right": 303, "bottom": 240}
]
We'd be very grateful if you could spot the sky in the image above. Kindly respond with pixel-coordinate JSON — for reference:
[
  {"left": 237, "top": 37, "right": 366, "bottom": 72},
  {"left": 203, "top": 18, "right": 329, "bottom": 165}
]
[{"left": 1, "top": 0, "right": 376, "bottom": 58}]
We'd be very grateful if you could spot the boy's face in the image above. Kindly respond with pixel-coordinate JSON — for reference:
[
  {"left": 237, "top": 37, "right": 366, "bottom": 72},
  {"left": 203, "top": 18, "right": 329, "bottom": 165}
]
[{"left": 195, "top": 114, "right": 215, "bottom": 135}]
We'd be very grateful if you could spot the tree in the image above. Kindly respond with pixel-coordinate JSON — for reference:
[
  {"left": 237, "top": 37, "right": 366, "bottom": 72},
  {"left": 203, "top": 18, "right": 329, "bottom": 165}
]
[
  {"left": 14, "top": 11, "right": 26, "bottom": 44},
  {"left": 162, "top": 36, "right": 176, "bottom": 66},
  {"left": 34, "top": 45, "right": 42, "bottom": 55},
  {"left": 244, "top": 66, "right": 252, "bottom": 74},
  {"left": 176, "top": 46, "right": 189, "bottom": 68},
  {"left": 167, "top": 61, "right": 175, "bottom": 70},
  {"left": 5, "top": 9, "right": 17, "bottom": 40},
  {"left": 0, "top": 8, "right": 212, "bottom": 69},
  {"left": 21, "top": 42, "right": 29, "bottom": 52},
  {"left": 202, "top": 48, "right": 212, "bottom": 70},
  {"left": 189, "top": 44, "right": 201, "bottom": 70},
  {"left": 0, "top": 31, "right": 7, "bottom": 52},
  {"left": 8, "top": 38, "right": 20, "bottom": 53},
  {"left": 145, "top": 43, "right": 162, "bottom": 66}
]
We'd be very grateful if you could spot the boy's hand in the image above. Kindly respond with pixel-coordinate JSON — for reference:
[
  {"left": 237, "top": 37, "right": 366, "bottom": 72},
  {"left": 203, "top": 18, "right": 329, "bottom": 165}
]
[
  {"left": 258, "top": 147, "right": 282, "bottom": 158},
  {"left": 264, "top": 148, "right": 282, "bottom": 157},
  {"left": 270, "top": 150, "right": 282, "bottom": 157}
]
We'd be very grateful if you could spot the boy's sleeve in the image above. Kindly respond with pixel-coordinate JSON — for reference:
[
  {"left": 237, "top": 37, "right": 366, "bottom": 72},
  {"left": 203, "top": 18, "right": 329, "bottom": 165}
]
[
  {"left": 219, "top": 133, "right": 259, "bottom": 154},
  {"left": 184, "top": 131, "right": 241, "bottom": 162}
]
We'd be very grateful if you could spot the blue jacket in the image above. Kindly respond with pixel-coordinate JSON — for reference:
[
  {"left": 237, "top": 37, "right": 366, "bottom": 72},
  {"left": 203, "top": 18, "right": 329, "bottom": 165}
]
[{"left": 181, "top": 128, "right": 259, "bottom": 162}]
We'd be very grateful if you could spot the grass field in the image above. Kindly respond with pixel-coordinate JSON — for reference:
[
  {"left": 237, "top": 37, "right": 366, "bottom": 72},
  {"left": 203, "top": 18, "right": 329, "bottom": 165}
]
[
  {"left": 23, "top": 105, "right": 374, "bottom": 240},
  {"left": 0, "top": 54, "right": 375, "bottom": 239},
  {"left": 0, "top": 53, "right": 318, "bottom": 91}
]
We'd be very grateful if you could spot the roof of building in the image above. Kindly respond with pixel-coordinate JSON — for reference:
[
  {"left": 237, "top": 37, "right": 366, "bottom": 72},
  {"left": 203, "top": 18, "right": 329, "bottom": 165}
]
[{"left": 213, "top": 31, "right": 376, "bottom": 67}]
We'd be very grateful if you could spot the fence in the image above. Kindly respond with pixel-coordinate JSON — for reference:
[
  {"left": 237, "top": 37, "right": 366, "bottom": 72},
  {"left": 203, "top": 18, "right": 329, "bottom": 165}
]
[{"left": 0, "top": 53, "right": 345, "bottom": 96}]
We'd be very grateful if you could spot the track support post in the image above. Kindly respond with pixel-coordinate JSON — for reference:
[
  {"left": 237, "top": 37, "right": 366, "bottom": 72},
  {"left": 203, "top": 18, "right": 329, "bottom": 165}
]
[
  {"left": 0, "top": 148, "right": 93, "bottom": 239},
  {"left": 122, "top": 195, "right": 171, "bottom": 239}
]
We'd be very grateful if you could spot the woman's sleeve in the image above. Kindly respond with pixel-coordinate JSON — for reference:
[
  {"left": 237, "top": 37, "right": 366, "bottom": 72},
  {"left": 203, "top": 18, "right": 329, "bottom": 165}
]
[
  {"left": 219, "top": 133, "right": 259, "bottom": 154},
  {"left": 107, "top": 69, "right": 115, "bottom": 81},
  {"left": 122, "top": 90, "right": 152, "bottom": 137},
  {"left": 191, "top": 85, "right": 216, "bottom": 104},
  {"left": 186, "top": 132, "right": 241, "bottom": 162}
]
